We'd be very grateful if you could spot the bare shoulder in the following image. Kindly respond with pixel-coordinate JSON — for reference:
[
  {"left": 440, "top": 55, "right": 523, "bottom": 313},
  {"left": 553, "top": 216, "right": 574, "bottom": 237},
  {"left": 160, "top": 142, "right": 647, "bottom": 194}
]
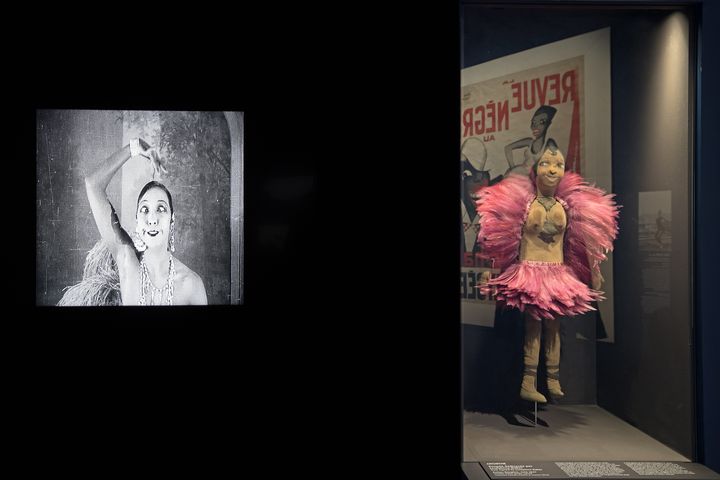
[{"left": 172, "top": 257, "right": 208, "bottom": 305}]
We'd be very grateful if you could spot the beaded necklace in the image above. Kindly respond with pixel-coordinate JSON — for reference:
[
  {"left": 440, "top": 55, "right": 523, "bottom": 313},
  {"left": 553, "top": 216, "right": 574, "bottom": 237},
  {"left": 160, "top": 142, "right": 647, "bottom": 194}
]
[
  {"left": 536, "top": 194, "right": 557, "bottom": 212},
  {"left": 139, "top": 254, "right": 175, "bottom": 306}
]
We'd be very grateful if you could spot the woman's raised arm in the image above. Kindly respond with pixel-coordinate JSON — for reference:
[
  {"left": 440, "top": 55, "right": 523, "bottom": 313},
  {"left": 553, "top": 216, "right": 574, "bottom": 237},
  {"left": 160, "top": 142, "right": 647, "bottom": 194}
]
[{"left": 84, "top": 138, "right": 158, "bottom": 258}]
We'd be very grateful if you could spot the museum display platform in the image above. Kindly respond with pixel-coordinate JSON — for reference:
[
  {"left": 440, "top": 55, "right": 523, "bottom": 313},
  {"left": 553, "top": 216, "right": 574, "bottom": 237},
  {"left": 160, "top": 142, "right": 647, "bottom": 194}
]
[
  {"left": 464, "top": 405, "right": 688, "bottom": 462},
  {"left": 462, "top": 405, "right": 720, "bottom": 479}
]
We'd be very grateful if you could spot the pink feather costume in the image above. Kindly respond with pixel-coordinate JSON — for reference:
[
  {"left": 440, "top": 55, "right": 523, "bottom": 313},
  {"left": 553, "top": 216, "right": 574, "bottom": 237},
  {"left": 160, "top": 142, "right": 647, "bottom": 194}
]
[{"left": 475, "top": 172, "right": 619, "bottom": 321}]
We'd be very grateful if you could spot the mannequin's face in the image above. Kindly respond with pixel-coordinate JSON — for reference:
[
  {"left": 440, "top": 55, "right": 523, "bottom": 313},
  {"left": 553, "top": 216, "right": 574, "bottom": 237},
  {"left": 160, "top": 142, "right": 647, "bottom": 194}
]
[
  {"left": 535, "top": 149, "right": 565, "bottom": 191},
  {"left": 136, "top": 187, "right": 173, "bottom": 249}
]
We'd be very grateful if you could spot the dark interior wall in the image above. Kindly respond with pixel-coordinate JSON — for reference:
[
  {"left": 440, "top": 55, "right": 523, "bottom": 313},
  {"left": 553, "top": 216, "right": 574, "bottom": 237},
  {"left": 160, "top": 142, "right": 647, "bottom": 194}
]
[
  {"left": 462, "top": 5, "right": 694, "bottom": 459},
  {"left": 36, "top": 110, "right": 122, "bottom": 305},
  {"left": 597, "top": 10, "right": 694, "bottom": 460},
  {"left": 697, "top": 1, "right": 720, "bottom": 471}
]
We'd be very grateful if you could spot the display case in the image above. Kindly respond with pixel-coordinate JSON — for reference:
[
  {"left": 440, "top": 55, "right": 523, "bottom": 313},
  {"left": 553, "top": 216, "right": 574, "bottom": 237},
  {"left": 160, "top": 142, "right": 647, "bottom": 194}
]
[{"left": 460, "top": 3, "right": 718, "bottom": 479}]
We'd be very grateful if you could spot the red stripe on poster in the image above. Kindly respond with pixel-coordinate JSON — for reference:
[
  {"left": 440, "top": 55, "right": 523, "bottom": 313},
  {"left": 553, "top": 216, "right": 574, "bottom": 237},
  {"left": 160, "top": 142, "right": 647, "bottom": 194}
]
[{"left": 566, "top": 95, "right": 581, "bottom": 174}]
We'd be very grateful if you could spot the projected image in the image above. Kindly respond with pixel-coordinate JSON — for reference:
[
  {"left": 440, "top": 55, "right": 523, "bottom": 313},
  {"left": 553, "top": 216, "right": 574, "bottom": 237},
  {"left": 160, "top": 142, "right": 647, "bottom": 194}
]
[{"left": 36, "top": 110, "right": 244, "bottom": 306}]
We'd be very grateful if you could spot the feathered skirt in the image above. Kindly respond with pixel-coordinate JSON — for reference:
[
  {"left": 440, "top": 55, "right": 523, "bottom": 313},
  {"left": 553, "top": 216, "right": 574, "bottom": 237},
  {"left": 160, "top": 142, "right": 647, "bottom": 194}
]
[{"left": 482, "top": 260, "right": 603, "bottom": 321}]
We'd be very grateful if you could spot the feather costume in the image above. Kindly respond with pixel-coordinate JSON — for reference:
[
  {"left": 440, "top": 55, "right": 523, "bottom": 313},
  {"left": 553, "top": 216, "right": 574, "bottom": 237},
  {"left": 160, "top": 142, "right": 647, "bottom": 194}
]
[
  {"left": 475, "top": 172, "right": 619, "bottom": 320},
  {"left": 58, "top": 241, "right": 122, "bottom": 306}
]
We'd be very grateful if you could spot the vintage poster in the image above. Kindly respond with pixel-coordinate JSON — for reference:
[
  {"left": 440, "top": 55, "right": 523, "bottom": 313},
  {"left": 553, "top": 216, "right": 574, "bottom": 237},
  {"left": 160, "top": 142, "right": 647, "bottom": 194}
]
[{"left": 460, "top": 28, "right": 614, "bottom": 339}]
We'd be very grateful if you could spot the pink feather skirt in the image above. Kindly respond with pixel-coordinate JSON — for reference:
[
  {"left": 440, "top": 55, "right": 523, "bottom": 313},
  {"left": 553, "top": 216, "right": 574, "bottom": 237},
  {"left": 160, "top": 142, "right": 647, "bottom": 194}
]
[{"left": 482, "top": 260, "right": 603, "bottom": 321}]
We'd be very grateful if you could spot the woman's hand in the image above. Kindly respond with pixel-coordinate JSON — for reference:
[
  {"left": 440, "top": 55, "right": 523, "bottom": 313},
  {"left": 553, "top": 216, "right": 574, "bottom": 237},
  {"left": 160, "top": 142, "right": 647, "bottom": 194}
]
[
  {"left": 591, "top": 269, "right": 604, "bottom": 290},
  {"left": 130, "top": 138, "right": 168, "bottom": 179},
  {"left": 146, "top": 148, "right": 168, "bottom": 179}
]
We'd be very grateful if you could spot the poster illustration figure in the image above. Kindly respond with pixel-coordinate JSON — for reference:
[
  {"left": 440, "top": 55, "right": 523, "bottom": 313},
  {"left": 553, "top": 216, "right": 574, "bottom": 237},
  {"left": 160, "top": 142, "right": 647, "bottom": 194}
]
[
  {"left": 638, "top": 191, "right": 671, "bottom": 316},
  {"left": 654, "top": 210, "right": 670, "bottom": 248},
  {"left": 504, "top": 105, "right": 557, "bottom": 177},
  {"left": 461, "top": 137, "right": 492, "bottom": 261},
  {"left": 461, "top": 56, "right": 585, "bottom": 323}
]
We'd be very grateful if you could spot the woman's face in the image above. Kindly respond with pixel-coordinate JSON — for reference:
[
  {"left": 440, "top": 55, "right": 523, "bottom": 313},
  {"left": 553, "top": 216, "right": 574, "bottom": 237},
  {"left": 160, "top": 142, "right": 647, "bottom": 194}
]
[
  {"left": 535, "top": 149, "right": 565, "bottom": 190},
  {"left": 136, "top": 187, "right": 172, "bottom": 249},
  {"left": 530, "top": 113, "right": 550, "bottom": 139}
]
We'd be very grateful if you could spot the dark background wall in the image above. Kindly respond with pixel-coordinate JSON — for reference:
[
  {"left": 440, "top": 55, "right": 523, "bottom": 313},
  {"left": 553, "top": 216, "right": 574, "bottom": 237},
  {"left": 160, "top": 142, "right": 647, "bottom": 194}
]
[
  {"left": 462, "top": 5, "right": 694, "bottom": 459},
  {"left": 696, "top": 0, "right": 720, "bottom": 472},
  {"left": 595, "top": 9, "right": 694, "bottom": 461}
]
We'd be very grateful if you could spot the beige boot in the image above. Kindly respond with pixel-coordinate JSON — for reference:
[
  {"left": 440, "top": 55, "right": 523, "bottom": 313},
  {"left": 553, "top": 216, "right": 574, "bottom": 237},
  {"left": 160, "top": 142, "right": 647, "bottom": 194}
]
[
  {"left": 521, "top": 317, "right": 547, "bottom": 403},
  {"left": 544, "top": 318, "right": 565, "bottom": 398},
  {"left": 520, "top": 368, "right": 547, "bottom": 403}
]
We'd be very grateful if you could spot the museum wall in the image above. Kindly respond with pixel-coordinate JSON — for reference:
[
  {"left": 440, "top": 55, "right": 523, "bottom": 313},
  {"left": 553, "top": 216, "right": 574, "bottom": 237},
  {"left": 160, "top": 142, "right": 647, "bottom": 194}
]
[
  {"left": 595, "top": 9, "right": 693, "bottom": 461},
  {"left": 696, "top": 0, "right": 720, "bottom": 472}
]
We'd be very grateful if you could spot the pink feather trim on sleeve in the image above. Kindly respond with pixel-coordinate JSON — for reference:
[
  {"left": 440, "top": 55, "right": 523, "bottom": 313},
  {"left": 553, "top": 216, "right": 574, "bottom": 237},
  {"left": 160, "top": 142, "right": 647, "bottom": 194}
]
[
  {"left": 556, "top": 172, "right": 620, "bottom": 286},
  {"left": 474, "top": 173, "right": 535, "bottom": 272}
]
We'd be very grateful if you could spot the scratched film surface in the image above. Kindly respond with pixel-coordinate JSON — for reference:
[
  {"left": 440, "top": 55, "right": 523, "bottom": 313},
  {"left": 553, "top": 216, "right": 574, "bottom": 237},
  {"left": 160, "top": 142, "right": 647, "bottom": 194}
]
[{"left": 36, "top": 110, "right": 232, "bottom": 305}]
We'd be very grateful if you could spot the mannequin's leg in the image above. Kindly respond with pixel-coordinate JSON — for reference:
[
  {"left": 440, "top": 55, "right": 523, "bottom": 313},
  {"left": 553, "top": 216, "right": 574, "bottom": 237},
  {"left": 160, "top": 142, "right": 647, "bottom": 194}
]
[
  {"left": 520, "top": 315, "right": 547, "bottom": 403},
  {"left": 544, "top": 317, "right": 565, "bottom": 398}
]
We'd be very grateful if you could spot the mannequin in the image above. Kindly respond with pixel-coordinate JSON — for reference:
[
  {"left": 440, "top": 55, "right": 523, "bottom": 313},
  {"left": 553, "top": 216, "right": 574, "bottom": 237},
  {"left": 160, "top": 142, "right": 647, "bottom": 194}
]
[{"left": 476, "top": 140, "right": 619, "bottom": 402}]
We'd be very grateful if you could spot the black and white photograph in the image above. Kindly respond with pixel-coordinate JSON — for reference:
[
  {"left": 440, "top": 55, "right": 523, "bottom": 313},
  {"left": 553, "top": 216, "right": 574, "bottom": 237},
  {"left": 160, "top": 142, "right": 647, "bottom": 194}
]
[{"left": 36, "top": 109, "right": 243, "bottom": 306}]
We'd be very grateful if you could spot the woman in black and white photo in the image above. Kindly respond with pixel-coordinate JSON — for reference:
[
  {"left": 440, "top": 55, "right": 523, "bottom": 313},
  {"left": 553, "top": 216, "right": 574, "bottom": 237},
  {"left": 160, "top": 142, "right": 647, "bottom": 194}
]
[
  {"left": 83, "top": 138, "right": 207, "bottom": 305},
  {"left": 37, "top": 110, "right": 242, "bottom": 307}
]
